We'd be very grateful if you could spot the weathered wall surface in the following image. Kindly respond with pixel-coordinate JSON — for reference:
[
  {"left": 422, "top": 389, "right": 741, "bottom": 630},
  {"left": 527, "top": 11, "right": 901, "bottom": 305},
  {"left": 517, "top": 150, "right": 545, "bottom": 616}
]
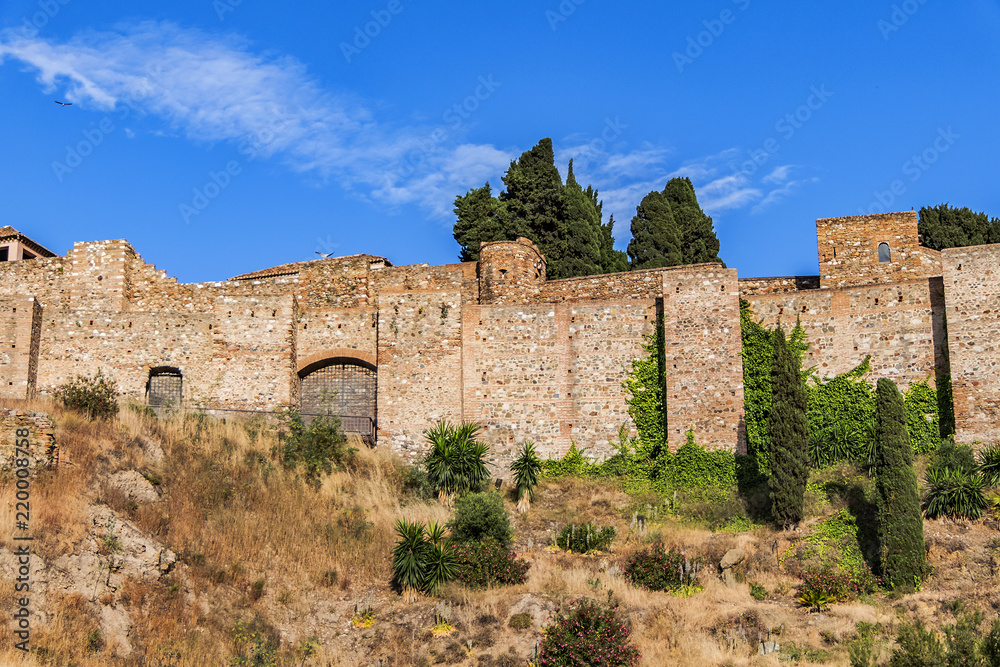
[
  {"left": 663, "top": 268, "right": 743, "bottom": 451},
  {"left": 0, "top": 409, "right": 57, "bottom": 471},
  {"left": 1, "top": 208, "right": 997, "bottom": 464},
  {"left": 35, "top": 296, "right": 297, "bottom": 410},
  {"left": 817, "top": 211, "right": 941, "bottom": 289},
  {"left": 942, "top": 244, "right": 1000, "bottom": 446},
  {"left": 376, "top": 289, "right": 465, "bottom": 462},
  {"left": 742, "top": 279, "right": 941, "bottom": 388}
]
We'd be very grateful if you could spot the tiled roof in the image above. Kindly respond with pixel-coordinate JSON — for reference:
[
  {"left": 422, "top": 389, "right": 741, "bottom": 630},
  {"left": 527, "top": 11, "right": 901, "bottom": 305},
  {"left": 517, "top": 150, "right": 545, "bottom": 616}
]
[{"left": 0, "top": 226, "right": 57, "bottom": 257}]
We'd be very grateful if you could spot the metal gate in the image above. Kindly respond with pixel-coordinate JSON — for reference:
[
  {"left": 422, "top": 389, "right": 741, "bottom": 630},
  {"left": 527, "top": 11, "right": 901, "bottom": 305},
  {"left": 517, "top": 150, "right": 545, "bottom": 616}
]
[
  {"left": 147, "top": 369, "right": 182, "bottom": 408},
  {"left": 299, "top": 359, "right": 376, "bottom": 441}
]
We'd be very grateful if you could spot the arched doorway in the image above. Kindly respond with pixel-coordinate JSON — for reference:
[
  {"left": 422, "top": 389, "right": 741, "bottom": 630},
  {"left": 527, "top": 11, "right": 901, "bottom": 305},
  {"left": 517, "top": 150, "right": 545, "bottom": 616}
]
[
  {"left": 147, "top": 367, "right": 182, "bottom": 409},
  {"left": 298, "top": 356, "right": 377, "bottom": 443}
]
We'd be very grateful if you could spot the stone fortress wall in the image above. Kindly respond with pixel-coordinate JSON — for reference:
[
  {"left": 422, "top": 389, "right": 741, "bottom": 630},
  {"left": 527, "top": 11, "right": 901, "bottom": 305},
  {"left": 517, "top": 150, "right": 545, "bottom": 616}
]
[{"left": 0, "top": 211, "right": 995, "bottom": 467}]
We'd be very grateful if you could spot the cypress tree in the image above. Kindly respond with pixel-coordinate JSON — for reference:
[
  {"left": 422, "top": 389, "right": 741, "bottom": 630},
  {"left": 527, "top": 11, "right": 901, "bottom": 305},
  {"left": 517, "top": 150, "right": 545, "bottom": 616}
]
[
  {"left": 500, "top": 138, "right": 569, "bottom": 278},
  {"left": 627, "top": 189, "right": 683, "bottom": 269},
  {"left": 663, "top": 176, "right": 724, "bottom": 266},
  {"left": 874, "top": 378, "right": 927, "bottom": 591},
  {"left": 560, "top": 160, "right": 604, "bottom": 277},
  {"left": 768, "top": 326, "right": 809, "bottom": 530},
  {"left": 452, "top": 183, "right": 515, "bottom": 262},
  {"left": 452, "top": 138, "right": 628, "bottom": 277}
]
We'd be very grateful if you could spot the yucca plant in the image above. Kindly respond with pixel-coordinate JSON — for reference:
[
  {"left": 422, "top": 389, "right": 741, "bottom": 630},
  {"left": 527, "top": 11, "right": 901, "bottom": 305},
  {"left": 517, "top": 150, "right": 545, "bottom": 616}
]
[
  {"left": 423, "top": 421, "right": 489, "bottom": 504},
  {"left": 423, "top": 522, "right": 458, "bottom": 595},
  {"left": 511, "top": 441, "right": 542, "bottom": 513},
  {"left": 978, "top": 444, "right": 1000, "bottom": 488},
  {"left": 392, "top": 519, "right": 430, "bottom": 596},
  {"left": 924, "top": 467, "right": 988, "bottom": 520}
]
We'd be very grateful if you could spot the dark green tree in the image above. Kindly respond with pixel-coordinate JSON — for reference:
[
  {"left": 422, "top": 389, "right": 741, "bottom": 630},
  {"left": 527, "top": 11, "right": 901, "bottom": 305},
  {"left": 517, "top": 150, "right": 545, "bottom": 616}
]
[
  {"left": 560, "top": 160, "right": 604, "bottom": 277},
  {"left": 663, "top": 176, "right": 724, "bottom": 266},
  {"left": 452, "top": 183, "right": 515, "bottom": 262},
  {"left": 452, "top": 138, "right": 628, "bottom": 278},
  {"left": 627, "top": 177, "right": 724, "bottom": 269},
  {"left": 918, "top": 203, "right": 1000, "bottom": 251},
  {"left": 627, "top": 188, "right": 683, "bottom": 269},
  {"left": 767, "top": 326, "right": 809, "bottom": 530},
  {"left": 874, "top": 378, "right": 927, "bottom": 591}
]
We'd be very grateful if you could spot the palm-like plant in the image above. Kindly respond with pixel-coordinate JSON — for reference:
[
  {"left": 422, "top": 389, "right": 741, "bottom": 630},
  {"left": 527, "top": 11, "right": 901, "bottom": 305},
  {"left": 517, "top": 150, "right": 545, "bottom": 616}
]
[
  {"left": 924, "top": 466, "right": 988, "bottom": 520},
  {"left": 423, "top": 522, "right": 457, "bottom": 595},
  {"left": 978, "top": 444, "right": 1000, "bottom": 488},
  {"left": 511, "top": 441, "right": 542, "bottom": 513},
  {"left": 392, "top": 519, "right": 429, "bottom": 596},
  {"left": 423, "top": 421, "right": 489, "bottom": 504}
]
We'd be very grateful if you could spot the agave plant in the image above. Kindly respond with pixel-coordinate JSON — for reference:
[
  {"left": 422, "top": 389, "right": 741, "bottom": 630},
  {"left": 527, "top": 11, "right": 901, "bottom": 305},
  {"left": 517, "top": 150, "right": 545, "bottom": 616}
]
[
  {"left": 924, "top": 467, "right": 988, "bottom": 520},
  {"left": 423, "top": 421, "right": 489, "bottom": 504},
  {"left": 798, "top": 588, "right": 836, "bottom": 613},
  {"left": 510, "top": 441, "right": 542, "bottom": 513}
]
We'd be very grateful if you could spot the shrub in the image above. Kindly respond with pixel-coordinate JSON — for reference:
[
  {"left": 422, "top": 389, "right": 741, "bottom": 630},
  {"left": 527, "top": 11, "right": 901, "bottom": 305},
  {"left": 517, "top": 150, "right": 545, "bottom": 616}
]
[
  {"left": 281, "top": 413, "right": 352, "bottom": 487},
  {"left": 538, "top": 598, "right": 640, "bottom": 666},
  {"left": 423, "top": 421, "right": 490, "bottom": 502},
  {"left": 622, "top": 543, "right": 700, "bottom": 593},
  {"left": 924, "top": 467, "right": 988, "bottom": 520},
  {"left": 556, "top": 523, "right": 616, "bottom": 553},
  {"left": 450, "top": 538, "right": 529, "bottom": 589},
  {"left": 508, "top": 613, "right": 533, "bottom": 630},
  {"left": 795, "top": 567, "right": 859, "bottom": 611},
  {"left": 889, "top": 621, "right": 946, "bottom": 667},
  {"left": 448, "top": 492, "right": 512, "bottom": 545},
  {"left": 55, "top": 371, "right": 119, "bottom": 420},
  {"left": 979, "top": 444, "right": 1000, "bottom": 488},
  {"left": 511, "top": 441, "right": 542, "bottom": 512},
  {"left": 749, "top": 582, "right": 767, "bottom": 601}
]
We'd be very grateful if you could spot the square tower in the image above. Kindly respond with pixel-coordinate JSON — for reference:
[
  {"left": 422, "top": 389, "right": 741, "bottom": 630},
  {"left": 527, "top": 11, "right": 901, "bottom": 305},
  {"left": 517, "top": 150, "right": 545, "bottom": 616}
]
[{"left": 816, "top": 211, "right": 940, "bottom": 288}]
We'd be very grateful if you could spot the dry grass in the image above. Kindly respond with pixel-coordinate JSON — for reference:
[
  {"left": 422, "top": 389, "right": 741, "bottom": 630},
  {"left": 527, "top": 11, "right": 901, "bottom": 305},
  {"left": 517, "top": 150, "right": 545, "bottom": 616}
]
[{"left": 7, "top": 397, "right": 1000, "bottom": 666}]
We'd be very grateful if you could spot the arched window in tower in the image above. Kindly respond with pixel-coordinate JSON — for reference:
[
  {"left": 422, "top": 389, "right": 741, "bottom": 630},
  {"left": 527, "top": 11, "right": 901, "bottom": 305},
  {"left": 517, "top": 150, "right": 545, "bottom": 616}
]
[
  {"left": 299, "top": 357, "right": 377, "bottom": 443},
  {"left": 147, "top": 367, "right": 182, "bottom": 408},
  {"left": 878, "top": 242, "right": 891, "bottom": 263}
]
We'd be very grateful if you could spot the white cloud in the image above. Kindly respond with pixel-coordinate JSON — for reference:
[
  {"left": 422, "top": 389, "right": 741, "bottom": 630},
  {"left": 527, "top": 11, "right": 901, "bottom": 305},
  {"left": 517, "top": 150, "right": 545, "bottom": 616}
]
[
  {"left": 0, "top": 21, "right": 812, "bottom": 235},
  {"left": 762, "top": 164, "right": 798, "bottom": 185},
  {"left": 0, "top": 21, "right": 510, "bottom": 216},
  {"left": 751, "top": 177, "right": 820, "bottom": 214}
]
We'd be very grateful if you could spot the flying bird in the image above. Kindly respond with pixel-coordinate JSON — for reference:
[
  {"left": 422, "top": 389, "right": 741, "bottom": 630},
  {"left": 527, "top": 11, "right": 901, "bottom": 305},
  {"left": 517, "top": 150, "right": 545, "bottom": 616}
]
[
  {"left": 54, "top": 101, "right": 73, "bottom": 106},
  {"left": 316, "top": 252, "right": 334, "bottom": 258}
]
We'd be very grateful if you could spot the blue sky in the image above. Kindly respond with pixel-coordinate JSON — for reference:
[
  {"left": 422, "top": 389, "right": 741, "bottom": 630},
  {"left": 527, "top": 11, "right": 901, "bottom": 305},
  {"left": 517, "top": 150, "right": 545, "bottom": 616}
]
[{"left": 1, "top": 0, "right": 998, "bottom": 282}]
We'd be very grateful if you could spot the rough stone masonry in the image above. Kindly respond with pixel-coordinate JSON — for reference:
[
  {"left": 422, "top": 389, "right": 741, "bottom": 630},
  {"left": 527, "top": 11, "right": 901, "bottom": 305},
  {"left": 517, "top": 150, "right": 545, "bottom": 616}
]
[{"left": 0, "top": 211, "right": 995, "bottom": 467}]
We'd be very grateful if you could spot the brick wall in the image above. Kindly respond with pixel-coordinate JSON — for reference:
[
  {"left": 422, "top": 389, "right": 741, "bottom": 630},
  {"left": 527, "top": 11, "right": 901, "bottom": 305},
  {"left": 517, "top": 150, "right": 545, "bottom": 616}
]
[
  {"left": 0, "top": 409, "right": 57, "bottom": 472},
  {"left": 663, "top": 267, "right": 744, "bottom": 451},
  {"left": 941, "top": 244, "right": 1000, "bottom": 446},
  {"left": 817, "top": 211, "right": 941, "bottom": 289}
]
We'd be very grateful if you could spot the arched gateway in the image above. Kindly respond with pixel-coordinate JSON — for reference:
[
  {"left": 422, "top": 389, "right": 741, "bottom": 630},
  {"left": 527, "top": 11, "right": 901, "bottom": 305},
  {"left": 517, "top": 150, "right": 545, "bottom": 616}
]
[{"left": 297, "top": 350, "right": 377, "bottom": 443}]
